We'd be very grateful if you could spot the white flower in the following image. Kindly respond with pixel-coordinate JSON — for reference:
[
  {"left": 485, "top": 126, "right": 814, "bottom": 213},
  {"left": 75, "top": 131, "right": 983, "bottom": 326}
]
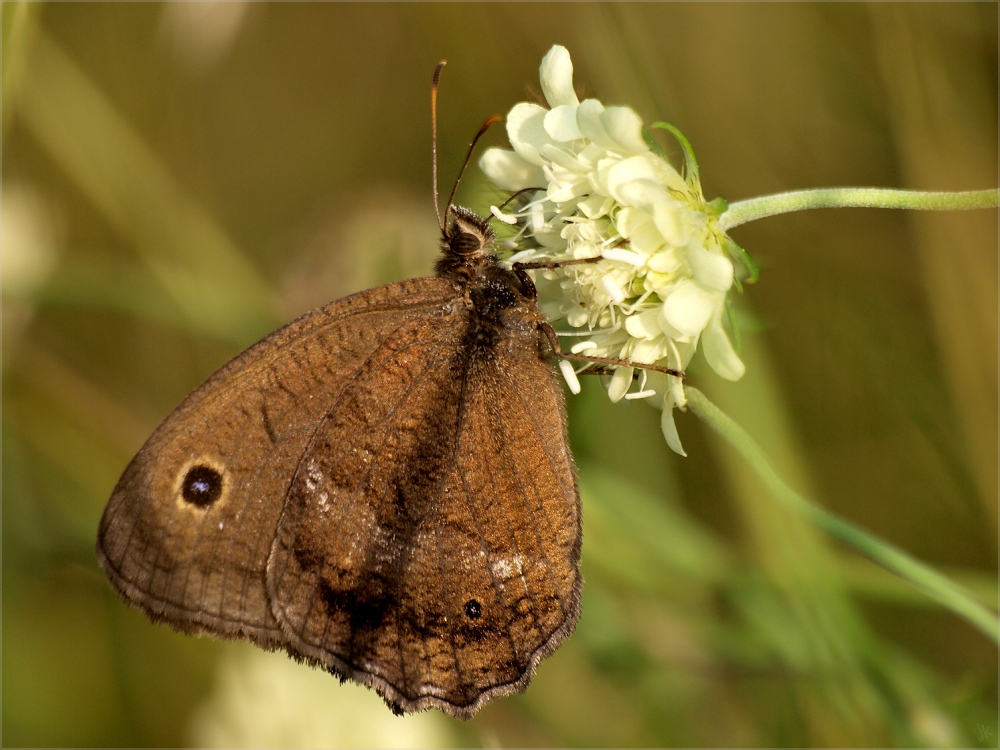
[{"left": 480, "top": 45, "right": 748, "bottom": 455}]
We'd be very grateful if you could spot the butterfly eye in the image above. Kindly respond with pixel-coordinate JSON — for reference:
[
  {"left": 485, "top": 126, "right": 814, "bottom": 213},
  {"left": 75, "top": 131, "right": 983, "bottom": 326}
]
[
  {"left": 445, "top": 205, "right": 493, "bottom": 257},
  {"left": 463, "top": 599, "right": 482, "bottom": 619},
  {"left": 450, "top": 230, "right": 485, "bottom": 256},
  {"left": 180, "top": 465, "right": 224, "bottom": 507}
]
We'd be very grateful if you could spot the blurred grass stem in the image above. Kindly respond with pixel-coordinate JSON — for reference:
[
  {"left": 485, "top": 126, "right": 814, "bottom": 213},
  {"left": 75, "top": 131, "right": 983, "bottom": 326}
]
[
  {"left": 686, "top": 387, "right": 1000, "bottom": 644},
  {"left": 16, "top": 30, "right": 279, "bottom": 344},
  {"left": 719, "top": 188, "right": 999, "bottom": 230}
]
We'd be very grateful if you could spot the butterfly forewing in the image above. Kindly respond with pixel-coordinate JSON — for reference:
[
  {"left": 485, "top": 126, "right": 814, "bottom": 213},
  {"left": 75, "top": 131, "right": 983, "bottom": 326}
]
[
  {"left": 267, "top": 297, "right": 581, "bottom": 717},
  {"left": 96, "top": 278, "right": 458, "bottom": 645}
]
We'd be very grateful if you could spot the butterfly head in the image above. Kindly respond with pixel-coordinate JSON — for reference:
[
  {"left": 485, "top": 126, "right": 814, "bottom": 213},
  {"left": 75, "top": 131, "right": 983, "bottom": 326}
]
[
  {"left": 444, "top": 205, "right": 495, "bottom": 257},
  {"left": 437, "top": 205, "right": 498, "bottom": 279}
]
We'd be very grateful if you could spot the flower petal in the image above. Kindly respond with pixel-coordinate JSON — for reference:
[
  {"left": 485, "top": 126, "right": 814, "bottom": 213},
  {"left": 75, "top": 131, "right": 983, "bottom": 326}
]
[
  {"left": 624, "top": 307, "right": 661, "bottom": 339},
  {"left": 540, "top": 45, "right": 579, "bottom": 108},
  {"left": 539, "top": 142, "right": 582, "bottom": 171},
  {"left": 601, "top": 106, "right": 648, "bottom": 154},
  {"left": 478, "top": 148, "right": 544, "bottom": 192},
  {"left": 661, "top": 393, "right": 687, "bottom": 456},
  {"left": 652, "top": 199, "right": 694, "bottom": 247},
  {"left": 578, "top": 193, "right": 613, "bottom": 219},
  {"left": 660, "top": 280, "right": 718, "bottom": 337},
  {"left": 642, "top": 370, "right": 670, "bottom": 402},
  {"left": 534, "top": 225, "right": 568, "bottom": 249},
  {"left": 607, "top": 365, "right": 633, "bottom": 402},
  {"left": 607, "top": 155, "right": 656, "bottom": 189},
  {"left": 686, "top": 240, "right": 734, "bottom": 292},
  {"left": 631, "top": 337, "right": 669, "bottom": 364},
  {"left": 616, "top": 207, "right": 665, "bottom": 254},
  {"left": 566, "top": 307, "right": 588, "bottom": 327},
  {"left": 647, "top": 247, "right": 680, "bottom": 273},
  {"left": 544, "top": 105, "right": 584, "bottom": 142},
  {"left": 606, "top": 157, "right": 667, "bottom": 207},
  {"left": 506, "top": 102, "right": 551, "bottom": 166},
  {"left": 545, "top": 173, "right": 590, "bottom": 204},
  {"left": 576, "top": 98, "right": 617, "bottom": 149},
  {"left": 703, "top": 308, "right": 746, "bottom": 381}
]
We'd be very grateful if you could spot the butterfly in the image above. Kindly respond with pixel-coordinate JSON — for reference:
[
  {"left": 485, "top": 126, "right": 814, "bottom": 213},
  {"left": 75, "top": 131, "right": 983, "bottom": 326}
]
[{"left": 97, "top": 61, "right": 678, "bottom": 719}]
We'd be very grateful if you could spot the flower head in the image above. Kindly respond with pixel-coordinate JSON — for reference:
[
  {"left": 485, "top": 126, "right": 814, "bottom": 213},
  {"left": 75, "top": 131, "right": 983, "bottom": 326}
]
[{"left": 480, "top": 45, "right": 748, "bottom": 454}]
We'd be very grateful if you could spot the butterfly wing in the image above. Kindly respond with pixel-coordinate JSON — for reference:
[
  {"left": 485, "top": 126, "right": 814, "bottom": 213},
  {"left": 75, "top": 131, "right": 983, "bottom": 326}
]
[
  {"left": 267, "top": 303, "right": 581, "bottom": 718},
  {"left": 96, "top": 278, "right": 458, "bottom": 648}
]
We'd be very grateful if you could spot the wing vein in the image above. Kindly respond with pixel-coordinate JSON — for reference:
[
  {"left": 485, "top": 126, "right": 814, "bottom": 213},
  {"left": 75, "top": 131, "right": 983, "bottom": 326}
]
[
  {"left": 281, "top": 335, "right": 453, "bottom": 668},
  {"left": 452, "top": 364, "right": 522, "bottom": 670},
  {"left": 511, "top": 379, "right": 578, "bottom": 620}
]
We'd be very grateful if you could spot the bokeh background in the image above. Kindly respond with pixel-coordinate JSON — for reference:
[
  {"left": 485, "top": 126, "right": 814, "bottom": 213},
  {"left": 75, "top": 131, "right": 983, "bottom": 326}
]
[{"left": 3, "top": 3, "right": 997, "bottom": 747}]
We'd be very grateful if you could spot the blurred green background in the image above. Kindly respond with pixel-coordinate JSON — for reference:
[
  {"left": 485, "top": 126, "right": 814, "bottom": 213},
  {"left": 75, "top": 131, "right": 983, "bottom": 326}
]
[{"left": 3, "top": 3, "right": 997, "bottom": 747}]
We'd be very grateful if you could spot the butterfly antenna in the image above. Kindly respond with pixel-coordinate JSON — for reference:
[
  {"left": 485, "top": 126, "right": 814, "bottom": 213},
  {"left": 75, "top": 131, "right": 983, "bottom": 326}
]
[
  {"left": 432, "top": 61, "right": 447, "bottom": 233},
  {"left": 444, "top": 114, "right": 502, "bottom": 219},
  {"left": 498, "top": 185, "right": 545, "bottom": 211}
]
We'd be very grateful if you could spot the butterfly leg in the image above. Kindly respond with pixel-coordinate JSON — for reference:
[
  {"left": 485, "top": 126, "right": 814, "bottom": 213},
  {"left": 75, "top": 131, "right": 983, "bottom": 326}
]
[
  {"left": 512, "top": 260, "right": 685, "bottom": 379},
  {"left": 511, "top": 259, "right": 600, "bottom": 298},
  {"left": 537, "top": 322, "right": 684, "bottom": 377},
  {"left": 515, "top": 257, "right": 603, "bottom": 273},
  {"left": 572, "top": 365, "right": 636, "bottom": 377}
]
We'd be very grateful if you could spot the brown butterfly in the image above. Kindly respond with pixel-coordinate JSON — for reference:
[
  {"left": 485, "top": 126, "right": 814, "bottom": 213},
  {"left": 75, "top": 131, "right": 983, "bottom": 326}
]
[{"left": 97, "top": 62, "right": 679, "bottom": 719}]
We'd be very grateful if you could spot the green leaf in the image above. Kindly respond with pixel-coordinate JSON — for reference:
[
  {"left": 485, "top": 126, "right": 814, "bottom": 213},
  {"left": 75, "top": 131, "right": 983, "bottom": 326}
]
[
  {"left": 641, "top": 128, "right": 668, "bottom": 160},
  {"left": 722, "top": 235, "right": 759, "bottom": 285},
  {"left": 724, "top": 295, "right": 742, "bottom": 352}
]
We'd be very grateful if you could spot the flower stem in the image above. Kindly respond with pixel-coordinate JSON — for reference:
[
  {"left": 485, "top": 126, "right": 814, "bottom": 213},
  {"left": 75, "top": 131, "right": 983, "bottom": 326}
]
[
  {"left": 685, "top": 386, "right": 1000, "bottom": 644},
  {"left": 719, "top": 187, "right": 999, "bottom": 230}
]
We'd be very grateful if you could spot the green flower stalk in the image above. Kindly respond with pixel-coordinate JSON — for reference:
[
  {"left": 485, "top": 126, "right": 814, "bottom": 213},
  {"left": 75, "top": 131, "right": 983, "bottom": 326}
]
[{"left": 720, "top": 187, "right": 999, "bottom": 230}]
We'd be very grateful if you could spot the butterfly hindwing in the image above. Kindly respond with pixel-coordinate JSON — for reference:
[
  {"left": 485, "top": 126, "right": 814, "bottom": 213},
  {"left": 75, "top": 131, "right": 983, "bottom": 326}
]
[{"left": 267, "top": 295, "right": 581, "bottom": 718}]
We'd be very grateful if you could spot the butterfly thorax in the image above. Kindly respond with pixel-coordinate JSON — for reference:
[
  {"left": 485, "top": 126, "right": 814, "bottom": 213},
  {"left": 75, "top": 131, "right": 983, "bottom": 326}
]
[{"left": 436, "top": 206, "right": 536, "bottom": 317}]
